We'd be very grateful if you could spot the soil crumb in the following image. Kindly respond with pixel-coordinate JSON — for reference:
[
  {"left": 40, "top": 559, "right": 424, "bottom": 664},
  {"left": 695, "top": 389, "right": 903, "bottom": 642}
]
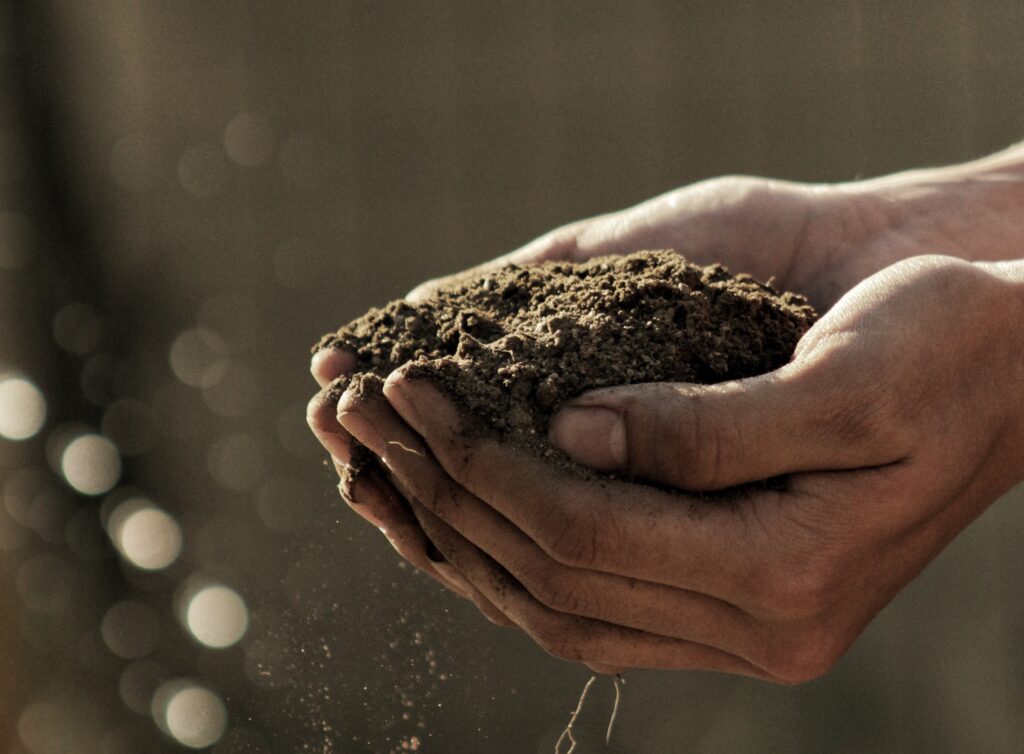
[{"left": 315, "top": 250, "right": 816, "bottom": 475}]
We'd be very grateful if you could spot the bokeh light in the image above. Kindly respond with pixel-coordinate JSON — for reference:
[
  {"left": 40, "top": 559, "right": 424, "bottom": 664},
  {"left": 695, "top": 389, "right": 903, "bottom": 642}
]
[
  {"left": 101, "top": 600, "right": 161, "bottom": 659},
  {"left": 108, "top": 498, "right": 183, "bottom": 571},
  {"left": 223, "top": 112, "right": 275, "bottom": 167},
  {"left": 60, "top": 433, "right": 121, "bottom": 495},
  {"left": 52, "top": 302, "right": 102, "bottom": 355},
  {"left": 169, "top": 327, "right": 229, "bottom": 388},
  {"left": 201, "top": 360, "right": 259, "bottom": 417},
  {"left": 186, "top": 584, "right": 249, "bottom": 648},
  {"left": 18, "top": 700, "right": 72, "bottom": 754},
  {"left": 119, "top": 660, "right": 167, "bottom": 715},
  {"left": 80, "top": 353, "right": 117, "bottom": 406},
  {"left": 0, "top": 375, "right": 47, "bottom": 440},
  {"left": 152, "top": 681, "right": 228, "bottom": 749},
  {"left": 26, "top": 485, "right": 73, "bottom": 544}
]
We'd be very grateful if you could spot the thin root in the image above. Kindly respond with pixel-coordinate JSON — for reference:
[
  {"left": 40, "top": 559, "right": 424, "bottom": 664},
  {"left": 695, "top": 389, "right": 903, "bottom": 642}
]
[
  {"left": 385, "top": 440, "right": 425, "bottom": 457},
  {"left": 555, "top": 675, "right": 596, "bottom": 754},
  {"left": 606, "top": 674, "right": 624, "bottom": 745}
]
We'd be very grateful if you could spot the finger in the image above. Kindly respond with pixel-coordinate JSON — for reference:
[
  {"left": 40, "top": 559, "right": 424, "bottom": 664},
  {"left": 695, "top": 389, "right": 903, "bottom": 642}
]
[
  {"left": 380, "top": 371, "right": 764, "bottom": 601},
  {"left": 548, "top": 350, "right": 910, "bottom": 491},
  {"left": 386, "top": 469, "right": 515, "bottom": 628},
  {"left": 339, "top": 462, "right": 470, "bottom": 600},
  {"left": 345, "top": 386, "right": 764, "bottom": 661},
  {"left": 310, "top": 347, "right": 356, "bottom": 388},
  {"left": 343, "top": 411, "right": 515, "bottom": 629},
  {"left": 409, "top": 523, "right": 516, "bottom": 628},
  {"left": 307, "top": 382, "right": 353, "bottom": 463},
  {"left": 413, "top": 504, "right": 776, "bottom": 679}
]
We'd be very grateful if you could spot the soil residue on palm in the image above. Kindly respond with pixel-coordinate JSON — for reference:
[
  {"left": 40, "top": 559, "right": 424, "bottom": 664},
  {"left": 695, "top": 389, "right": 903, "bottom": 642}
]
[{"left": 314, "top": 250, "right": 817, "bottom": 474}]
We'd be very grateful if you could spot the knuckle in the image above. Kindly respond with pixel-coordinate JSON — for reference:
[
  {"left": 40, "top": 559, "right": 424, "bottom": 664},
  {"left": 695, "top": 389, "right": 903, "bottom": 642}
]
[
  {"left": 795, "top": 346, "right": 913, "bottom": 459},
  {"left": 669, "top": 392, "right": 742, "bottom": 490},
  {"left": 528, "top": 570, "right": 588, "bottom": 615}
]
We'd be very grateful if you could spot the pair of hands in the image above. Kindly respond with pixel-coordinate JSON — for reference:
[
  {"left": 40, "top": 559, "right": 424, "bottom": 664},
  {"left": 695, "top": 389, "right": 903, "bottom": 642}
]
[{"left": 308, "top": 164, "right": 1024, "bottom": 682}]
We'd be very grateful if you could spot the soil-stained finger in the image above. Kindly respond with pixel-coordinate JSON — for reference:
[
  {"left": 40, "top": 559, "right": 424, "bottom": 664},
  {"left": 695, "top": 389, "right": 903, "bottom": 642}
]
[
  {"left": 307, "top": 384, "right": 353, "bottom": 463},
  {"left": 413, "top": 506, "right": 777, "bottom": 679},
  {"left": 342, "top": 464, "right": 470, "bottom": 600},
  {"left": 382, "top": 373, "right": 766, "bottom": 602},
  {"left": 346, "top": 388, "right": 764, "bottom": 661}
]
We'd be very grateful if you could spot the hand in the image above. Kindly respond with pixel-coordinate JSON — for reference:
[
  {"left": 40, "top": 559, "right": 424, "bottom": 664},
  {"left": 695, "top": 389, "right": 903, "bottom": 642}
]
[
  {"left": 311, "top": 151, "right": 1024, "bottom": 473},
  {"left": 307, "top": 175, "right": 874, "bottom": 585},
  {"left": 309, "top": 149, "right": 1024, "bottom": 646},
  {"left": 340, "top": 254, "right": 1024, "bottom": 680},
  {"left": 307, "top": 175, "right": 835, "bottom": 600}
]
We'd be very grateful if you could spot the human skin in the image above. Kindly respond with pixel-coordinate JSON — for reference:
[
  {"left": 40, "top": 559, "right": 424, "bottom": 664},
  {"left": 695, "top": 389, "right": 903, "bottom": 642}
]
[{"left": 308, "top": 145, "right": 1024, "bottom": 681}]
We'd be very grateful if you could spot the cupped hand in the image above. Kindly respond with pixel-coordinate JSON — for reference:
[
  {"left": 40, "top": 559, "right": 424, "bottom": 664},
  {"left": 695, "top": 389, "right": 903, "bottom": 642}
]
[
  {"left": 307, "top": 158, "right": 1024, "bottom": 640},
  {"left": 308, "top": 175, "right": 869, "bottom": 585},
  {"left": 341, "top": 254, "right": 1024, "bottom": 680}
]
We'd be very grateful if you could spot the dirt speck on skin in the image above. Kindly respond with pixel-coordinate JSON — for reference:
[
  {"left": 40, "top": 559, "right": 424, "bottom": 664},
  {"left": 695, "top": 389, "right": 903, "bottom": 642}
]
[{"left": 314, "top": 250, "right": 817, "bottom": 478}]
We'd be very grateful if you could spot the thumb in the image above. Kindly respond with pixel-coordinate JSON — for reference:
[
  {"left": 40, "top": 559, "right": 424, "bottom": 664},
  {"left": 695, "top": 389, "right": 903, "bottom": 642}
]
[{"left": 547, "top": 362, "right": 906, "bottom": 491}]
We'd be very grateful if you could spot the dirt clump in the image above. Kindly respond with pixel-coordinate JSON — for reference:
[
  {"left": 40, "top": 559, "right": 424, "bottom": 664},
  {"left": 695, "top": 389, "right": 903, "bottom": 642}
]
[{"left": 314, "top": 250, "right": 817, "bottom": 476}]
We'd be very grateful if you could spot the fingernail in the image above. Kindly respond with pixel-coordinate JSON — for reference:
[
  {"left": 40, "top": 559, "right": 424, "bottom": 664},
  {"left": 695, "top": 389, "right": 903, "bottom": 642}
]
[
  {"left": 337, "top": 410, "right": 384, "bottom": 456},
  {"left": 548, "top": 406, "right": 626, "bottom": 471},
  {"left": 425, "top": 540, "right": 446, "bottom": 563}
]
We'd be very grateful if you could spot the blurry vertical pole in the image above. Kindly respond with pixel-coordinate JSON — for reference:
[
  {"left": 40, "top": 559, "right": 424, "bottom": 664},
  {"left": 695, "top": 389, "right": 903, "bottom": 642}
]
[{"left": 0, "top": 1, "right": 118, "bottom": 744}]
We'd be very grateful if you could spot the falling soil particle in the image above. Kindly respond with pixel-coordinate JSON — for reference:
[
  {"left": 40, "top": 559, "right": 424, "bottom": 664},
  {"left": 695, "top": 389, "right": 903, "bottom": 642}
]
[{"left": 314, "top": 250, "right": 816, "bottom": 478}]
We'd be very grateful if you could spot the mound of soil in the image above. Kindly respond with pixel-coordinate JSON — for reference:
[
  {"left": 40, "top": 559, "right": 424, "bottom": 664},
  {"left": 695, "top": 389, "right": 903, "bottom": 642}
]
[{"left": 314, "top": 250, "right": 816, "bottom": 476}]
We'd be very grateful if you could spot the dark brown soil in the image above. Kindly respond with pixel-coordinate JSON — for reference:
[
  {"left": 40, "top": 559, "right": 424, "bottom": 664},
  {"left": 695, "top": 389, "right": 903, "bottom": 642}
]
[{"left": 314, "top": 250, "right": 816, "bottom": 477}]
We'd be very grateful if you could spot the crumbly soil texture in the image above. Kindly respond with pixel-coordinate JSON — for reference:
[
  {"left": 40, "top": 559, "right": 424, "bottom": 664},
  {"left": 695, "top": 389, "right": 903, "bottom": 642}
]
[{"left": 315, "top": 250, "right": 817, "bottom": 476}]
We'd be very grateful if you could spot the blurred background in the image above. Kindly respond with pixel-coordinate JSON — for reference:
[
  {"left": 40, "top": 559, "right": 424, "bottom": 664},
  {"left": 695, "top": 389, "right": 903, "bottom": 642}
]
[{"left": 1, "top": 1, "right": 1023, "bottom": 752}]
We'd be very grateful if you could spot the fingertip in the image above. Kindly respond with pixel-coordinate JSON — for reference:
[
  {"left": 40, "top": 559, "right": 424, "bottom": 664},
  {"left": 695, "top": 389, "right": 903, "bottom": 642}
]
[
  {"left": 311, "top": 348, "right": 355, "bottom": 388},
  {"left": 382, "top": 364, "right": 415, "bottom": 394},
  {"left": 307, "top": 390, "right": 352, "bottom": 462},
  {"left": 382, "top": 369, "right": 431, "bottom": 429},
  {"left": 335, "top": 386, "right": 359, "bottom": 416}
]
